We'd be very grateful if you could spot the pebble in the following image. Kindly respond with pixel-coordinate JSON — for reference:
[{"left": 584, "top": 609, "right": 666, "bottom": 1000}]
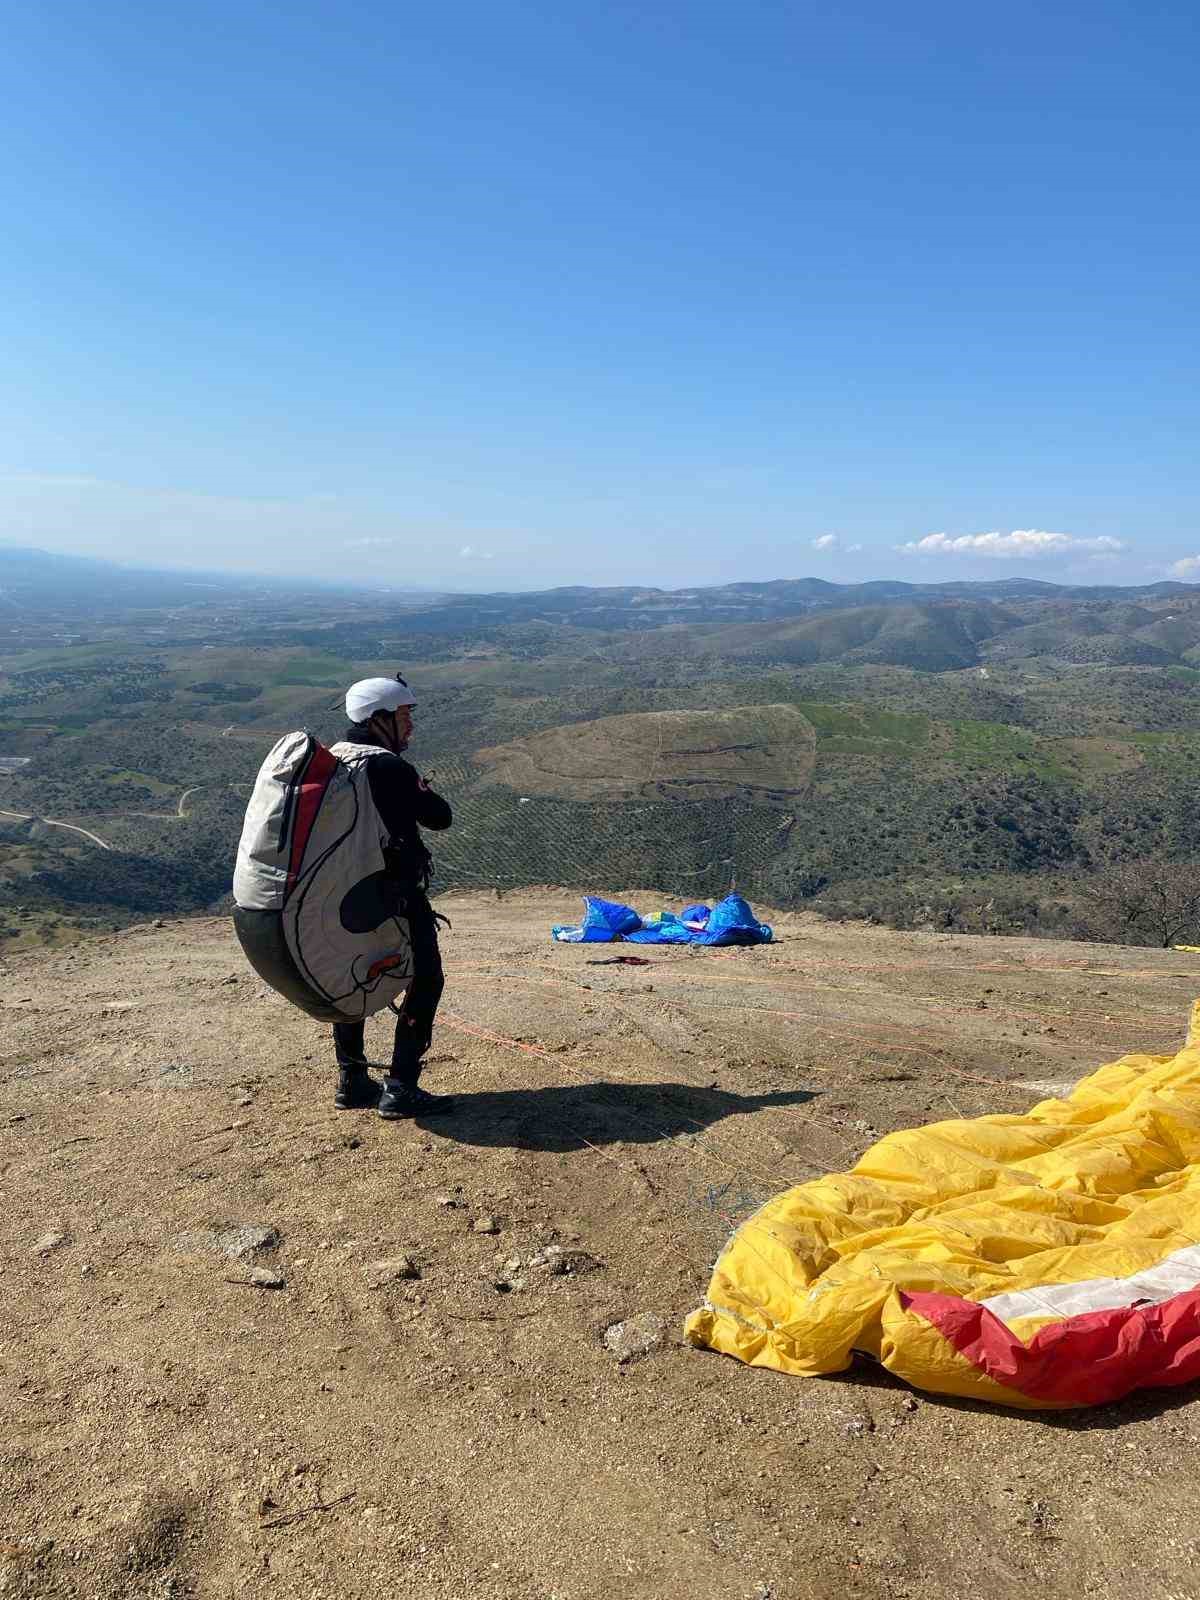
[
  {"left": 603, "top": 1313, "right": 667, "bottom": 1364},
  {"left": 228, "top": 1266, "right": 286, "bottom": 1289},
  {"left": 33, "top": 1231, "right": 67, "bottom": 1256},
  {"left": 364, "top": 1255, "right": 421, "bottom": 1286},
  {"left": 473, "top": 1216, "right": 500, "bottom": 1235}
]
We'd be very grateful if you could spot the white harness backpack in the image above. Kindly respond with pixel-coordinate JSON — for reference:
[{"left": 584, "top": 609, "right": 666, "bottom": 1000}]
[{"left": 232, "top": 732, "right": 413, "bottom": 1022}]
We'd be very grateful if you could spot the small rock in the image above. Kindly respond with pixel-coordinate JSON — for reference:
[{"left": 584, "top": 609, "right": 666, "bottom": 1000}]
[
  {"left": 102, "top": 1001, "right": 137, "bottom": 1014},
  {"left": 228, "top": 1266, "right": 285, "bottom": 1289},
  {"left": 152, "top": 919, "right": 165, "bottom": 929},
  {"left": 491, "top": 1253, "right": 527, "bottom": 1292},
  {"left": 173, "top": 1224, "right": 280, "bottom": 1259},
  {"left": 221, "top": 974, "right": 239, "bottom": 985},
  {"left": 604, "top": 1312, "right": 667, "bottom": 1364},
  {"left": 237, "top": 1095, "right": 253, "bottom": 1107},
  {"left": 901, "top": 1394, "right": 919, "bottom": 1412},
  {"left": 473, "top": 1215, "right": 500, "bottom": 1235},
  {"left": 841, "top": 1416, "right": 871, "bottom": 1438},
  {"left": 434, "top": 1193, "right": 460, "bottom": 1209},
  {"left": 33, "top": 1231, "right": 67, "bottom": 1256},
  {"left": 364, "top": 1255, "right": 421, "bottom": 1287},
  {"left": 530, "top": 1244, "right": 601, "bottom": 1277}
]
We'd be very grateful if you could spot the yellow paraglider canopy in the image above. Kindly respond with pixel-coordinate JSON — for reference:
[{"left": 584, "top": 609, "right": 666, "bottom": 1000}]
[{"left": 686, "top": 1003, "right": 1200, "bottom": 1409}]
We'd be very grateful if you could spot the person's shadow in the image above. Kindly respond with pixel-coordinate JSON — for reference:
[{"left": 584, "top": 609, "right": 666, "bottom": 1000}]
[{"left": 421, "top": 1081, "right": 818, "bottom": 1153}]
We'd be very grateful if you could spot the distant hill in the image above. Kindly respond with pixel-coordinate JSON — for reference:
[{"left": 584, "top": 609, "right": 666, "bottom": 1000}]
[
  {"left": 0, "top": 544, "right": 427, "bottom": 615},
  {"left": 614, "top": 601, "right": 1013, "bottom": 672},
  {"left": 473, "top": 704, "right": 817, "bottom": 801},
  {"left": 6, "top": 542, "right": 1200, "bottom": 659},
  {"left": 385, "top": 575, "right": 1200, "bottom": 639}
]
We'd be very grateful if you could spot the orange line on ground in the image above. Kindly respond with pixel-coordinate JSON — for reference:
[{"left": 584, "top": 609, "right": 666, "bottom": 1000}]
[
  {"left": 436, "top": 1009, "right": 843, "bottom": 1181},
  {"left": 477, "top": 955, "right": 1184, "bottom": 1033},
  {"left": 445, "top": 968, "right": 1031, "bottom": 1095},
  {"left": 586, "top": 962, "right": 1182, "bottom": 1032}
]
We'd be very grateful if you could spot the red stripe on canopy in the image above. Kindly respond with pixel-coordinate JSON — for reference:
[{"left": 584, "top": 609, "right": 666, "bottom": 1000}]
[{"left": 903, "top": 1287, "right": 1200, "bottom": 1407}]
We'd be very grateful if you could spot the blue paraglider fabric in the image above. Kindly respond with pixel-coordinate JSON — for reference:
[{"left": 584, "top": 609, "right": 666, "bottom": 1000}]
[
  {"left": 553, "top": 894, "right": 771, "bottom": 946},
  {"left": 551, "top": 896, "right": 644, "bottom": 943}
]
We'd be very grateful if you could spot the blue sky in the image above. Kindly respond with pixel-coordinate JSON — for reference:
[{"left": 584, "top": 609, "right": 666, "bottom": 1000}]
[{"left": 1, "top": 1, "right": 1196, "bottom": 589}]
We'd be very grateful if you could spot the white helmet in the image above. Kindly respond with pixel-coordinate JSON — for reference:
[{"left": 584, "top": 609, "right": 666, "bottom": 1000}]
[{"left": 345, "top": 674, "right": 417, "bottom": 723}]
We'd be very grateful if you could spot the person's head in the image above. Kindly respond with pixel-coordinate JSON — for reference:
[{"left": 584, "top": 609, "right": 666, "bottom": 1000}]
[{"left": 345, "top": 674, "right": 417, "bottom": 753}]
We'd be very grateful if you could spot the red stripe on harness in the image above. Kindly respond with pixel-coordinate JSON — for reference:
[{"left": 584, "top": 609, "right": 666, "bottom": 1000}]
[
  {"left": 286, "top": 743, "right": 339, "bottom": 896},
  {"left": 367, "top": 952, "right": 408, "bottom": 981}
]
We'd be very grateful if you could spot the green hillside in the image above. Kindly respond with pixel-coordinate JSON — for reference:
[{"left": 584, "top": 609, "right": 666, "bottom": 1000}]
[{"left": 7, "top": 573, "right": 1200, "bottom": 948}]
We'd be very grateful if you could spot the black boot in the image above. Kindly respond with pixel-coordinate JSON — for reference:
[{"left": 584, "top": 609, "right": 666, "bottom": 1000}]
[
  {"left": 378, "top": 1077, "right": 455, "bottom": 1119},
  {"left": 334, "top": 1064, "right": 381, "bottom": 1110}
]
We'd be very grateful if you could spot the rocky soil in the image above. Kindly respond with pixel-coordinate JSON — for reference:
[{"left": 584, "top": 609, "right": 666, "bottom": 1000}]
[{"left": 3, "top": 890, "right": 1200, "bottom": 1599}]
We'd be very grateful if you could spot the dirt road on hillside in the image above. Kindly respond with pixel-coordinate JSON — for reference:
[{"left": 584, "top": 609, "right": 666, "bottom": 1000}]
[{"left": 3, "top": 893, "right": 1200, "bottom": 1600}]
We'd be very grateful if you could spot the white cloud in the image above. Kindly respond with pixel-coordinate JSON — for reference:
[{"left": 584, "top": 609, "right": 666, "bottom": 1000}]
[
  {"left": 1169, "top": 556, "right": 1200, "bottom": 578},
  {"left": 810, "top": 533, "right": 863, "bottom": 554},
  {"left": 897, "top": 529, "right": 1125, "bottom": 560},
  {"left": 459, "top": 544, "right": 494, "bottom": 560}
]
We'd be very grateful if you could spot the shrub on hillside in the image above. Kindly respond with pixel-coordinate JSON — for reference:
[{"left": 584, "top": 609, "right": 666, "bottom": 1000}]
[
  {"left": 1072, "top": 860, "right": 1200, "bottom": 948},
  {"left": 812, "top": 879, "right": 1072, "bottom": 937}
]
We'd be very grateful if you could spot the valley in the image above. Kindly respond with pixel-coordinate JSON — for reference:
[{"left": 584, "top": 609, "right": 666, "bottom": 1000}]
[{"left": 3, "top": 548, "right": 1200, "bottom": 950}]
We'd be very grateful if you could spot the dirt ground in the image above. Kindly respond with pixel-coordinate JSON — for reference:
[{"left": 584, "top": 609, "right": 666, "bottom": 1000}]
[{"left": 4, "top": 890, "right": 1200, "bottom": 1600}]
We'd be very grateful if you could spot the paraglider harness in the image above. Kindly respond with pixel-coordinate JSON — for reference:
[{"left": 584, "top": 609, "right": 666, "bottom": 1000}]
[{"left": 232, "top": 730, "right": 447, "bottom": 1025}]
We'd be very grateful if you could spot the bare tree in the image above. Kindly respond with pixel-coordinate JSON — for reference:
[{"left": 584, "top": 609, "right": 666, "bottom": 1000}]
[{"left": 1076, "top": 859, "right": 1200, "bottom": 948}]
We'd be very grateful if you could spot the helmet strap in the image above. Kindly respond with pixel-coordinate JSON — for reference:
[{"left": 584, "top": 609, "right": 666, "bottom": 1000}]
[{"left": 370, "top": 711, "right": 400, "bottom": 752}]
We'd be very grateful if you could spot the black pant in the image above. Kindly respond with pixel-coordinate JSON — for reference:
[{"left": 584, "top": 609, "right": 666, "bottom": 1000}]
[{"left": 333, "top": 894, "right": 445, "bottom": 1087}]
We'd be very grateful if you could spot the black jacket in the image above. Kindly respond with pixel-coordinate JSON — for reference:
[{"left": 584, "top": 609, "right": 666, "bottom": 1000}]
[{"left": 341, "top": 725, "right": 452, "bottom": 889}]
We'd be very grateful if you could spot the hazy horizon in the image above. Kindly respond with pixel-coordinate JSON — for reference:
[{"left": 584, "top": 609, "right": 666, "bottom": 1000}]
[{"left": 6, "top": 534, "right": 1200, "bottom": 600}]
